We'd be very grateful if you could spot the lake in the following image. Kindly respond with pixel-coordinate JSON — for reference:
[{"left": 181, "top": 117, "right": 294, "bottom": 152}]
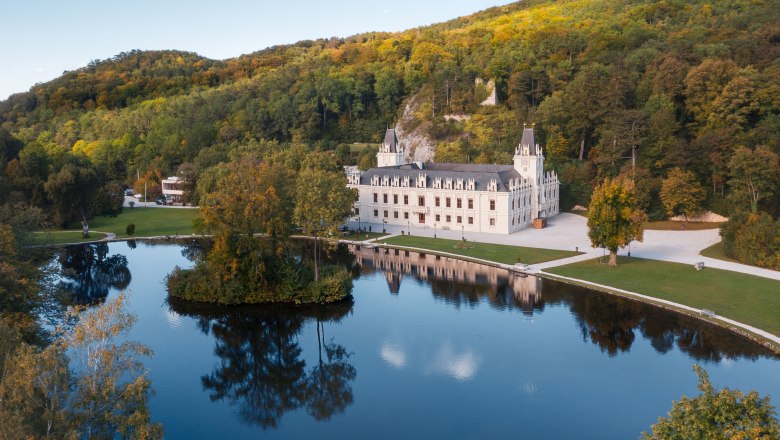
[{"left": 49, "top": 240, "right": 780, "bottom": 439}]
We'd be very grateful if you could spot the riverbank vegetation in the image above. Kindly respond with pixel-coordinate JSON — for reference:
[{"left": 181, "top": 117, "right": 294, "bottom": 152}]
[
  {"left": 380, "top": 235, "right": 579, "bottom": 265},
  {"left": 545, "top": 257, "right": 780, "bottom": 337},
  {"left": 166, "top": 149, "right": 356, "bottom": 305}
]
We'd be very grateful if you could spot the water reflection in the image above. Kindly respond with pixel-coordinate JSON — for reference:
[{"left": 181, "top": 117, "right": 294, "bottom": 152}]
[
  {"left": 353, "top": 245, "right": 774, "bottom": 362},
  {"left": 57, "top": 243, "right": 131, "bottom": 305},
  {"left": 167, "top": 298, "right": 356, "bottom": 429}
]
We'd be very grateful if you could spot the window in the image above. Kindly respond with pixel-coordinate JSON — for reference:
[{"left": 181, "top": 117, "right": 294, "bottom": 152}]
[
  {"left": 404, "top": 195, "right": 408, "bottom": 205},
  {"left": 456, "top": 198, "right": 462, "bottom": 208},
  {"left": 373, "top": 193, "right": 378, "bottom": 203},
  {"left": 383, "top": 210, "right": 389, "bottom": 218},
  {"left": 418, "top": 196, "right": 425, "bottom": 206},
  {"left": 457, "top": 216, "right": 462, "bottom": 224},
  {"left": 446, "top": 197, "right": 451, "bottom": 208},
  {"left": 435, "top": 197, "right": 440, "bottom": 207},
  {"left": 394, "top": 211, "right": 398, "bottom": 218},
  {"left": 383, "top": 194, "right": 388, "bottom": 204},
  {"left": 446, "top": 215, "right": 451, "bottom": 223},
  {"left": 404, "top": 212, "right": 409, "bottom": 219},
  {"left": 468, "top": 217, "right": 473, "bottom": 225},
  {"left": 489, "top": 200, "right": 496, "bottom": 210},
  {"left": 468, "top": 198, "right": 473, "bottom": 209},
  {"left": 435, "top": 214, "right": 440, "bottom": 221},
  {"left": 355, "top": 208, "right": 359, "bottom": 215},
  {"left": 489, "top": 218, "right": 496, "bottom": 226},
  {"left": 394, "top": 194, "right": 398, "bottom": 204},
  {"left": 511, "top": 200, "right": 515, "bottom": 210},
  {"left": 373, "top": 209, "right": 378, "bottom": 217}
]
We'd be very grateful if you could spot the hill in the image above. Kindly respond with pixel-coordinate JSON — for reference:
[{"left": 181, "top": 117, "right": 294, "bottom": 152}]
[{"left": 1, "top": 0, "right": 779, "bottom": 226}]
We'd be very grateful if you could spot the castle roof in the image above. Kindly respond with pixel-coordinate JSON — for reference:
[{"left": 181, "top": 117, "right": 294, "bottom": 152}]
[
  {"left": 360, "top": 162, "right": 522, "bottom": 192},
  {"left": 520, "top": 127, "right": 536, "bottom": 149}
]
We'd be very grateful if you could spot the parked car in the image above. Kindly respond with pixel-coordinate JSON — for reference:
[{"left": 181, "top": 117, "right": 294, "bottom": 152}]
[
  {"left": 155, "top": 196, "right": 167, "bottom": 205},
  {"left": 124, "top": 188, "right": 135, "bottom": 196}
]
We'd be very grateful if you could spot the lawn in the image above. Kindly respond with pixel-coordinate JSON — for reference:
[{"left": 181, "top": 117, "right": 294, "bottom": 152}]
[
  {"left": 568, "top": 210, "right": 722, "bottom": 231},
  {"left": 31, "top": 208, "right": 202, "bottom": 245},
  {"left": 32, "top": 230, "right": 107, "bottom": 245},
  {"left": 341, "top": 231, "right": 388, "bottom": 241},
  {"left": 86, "top": 207, "right": 198, "bottom": 238},
  {"left": 700, "top": 241, "right": 739, "bottom": 263},
  {"left": 546, "top": 256, "right": 780, "bottom": 336},
  {"left": 379, "top": 235, "right": 580, "bottom": 265}
]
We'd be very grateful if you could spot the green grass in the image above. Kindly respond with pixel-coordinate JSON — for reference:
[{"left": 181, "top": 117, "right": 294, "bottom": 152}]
[
  {"left": 86, "top": 208, "right": 198, "bottom": 238},
  {"left": 341, "top": 231, "right": 388, "bottom": 240},
  {"left": 379, "top": 235, "right": 580, "bottom": 265},
  {"left": 546, "top": 256, "right": 780, "bottom": 336},
  {"left": 700, "top": 241, "right": 739, "bottom": 263},
  {"left": 32, "top": 230, "right": 107, "bottom": 245}
]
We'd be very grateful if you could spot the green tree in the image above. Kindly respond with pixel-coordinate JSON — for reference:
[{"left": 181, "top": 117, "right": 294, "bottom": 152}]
[
  {"left": 643, "top": 365, "right": 779, "bottom": 439},
  {"left": 660, "top": 168, "right": 706, "bottom": 221},
  {"left": 728, "top": 146, "right": 780, "bottom": 213},
  {"left": 587, "top": 177, "right": 646, "bottom": 266},
  {"left": 293, "top": 165, "right": 356, "bottom": 281}
]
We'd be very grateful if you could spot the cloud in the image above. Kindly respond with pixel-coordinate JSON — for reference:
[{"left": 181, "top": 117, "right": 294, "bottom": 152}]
[
  {"left": 380, "top": 342, "right": 407, "bottom": 368},
  {"left": 429, "top": 342, "right": 479, "bottom": 381}
]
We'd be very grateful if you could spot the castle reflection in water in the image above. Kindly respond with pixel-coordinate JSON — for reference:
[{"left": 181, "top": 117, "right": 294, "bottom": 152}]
[{"left": 348, "top": 244, "right": 541, "bottom": 314}]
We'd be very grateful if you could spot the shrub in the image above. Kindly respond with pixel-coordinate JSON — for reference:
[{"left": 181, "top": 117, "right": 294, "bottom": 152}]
[
  {"left": 720, "top": 211, "right": 780, "bottom": 270},
  {"left": 126, "top": 223, "right": 135, "bottom": 236}
]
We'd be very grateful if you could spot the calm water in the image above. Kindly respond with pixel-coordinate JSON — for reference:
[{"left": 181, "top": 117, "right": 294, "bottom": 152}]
[{"left": 50, "top": 241, "right": 780, "bottom": 439}]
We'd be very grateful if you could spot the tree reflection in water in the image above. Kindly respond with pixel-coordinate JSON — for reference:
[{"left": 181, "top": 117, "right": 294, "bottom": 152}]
[
  {"left": 351, "top": 245, "right": 776, "bottom": 363},
  {"left": 167, "top": 298, "right": 356, "bottom": 429},
  {"left": 57, "top": 243, "right": 131, "bottom": 305}
]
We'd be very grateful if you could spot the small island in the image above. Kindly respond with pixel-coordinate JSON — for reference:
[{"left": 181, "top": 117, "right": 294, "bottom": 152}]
[{"left": 167, "top": 149, "right": 356, "bottom": 305}]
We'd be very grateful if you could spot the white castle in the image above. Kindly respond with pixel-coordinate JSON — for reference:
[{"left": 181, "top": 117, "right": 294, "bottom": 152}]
[{"left": 346, "top": 126, "right": 559, "bottom": 234}]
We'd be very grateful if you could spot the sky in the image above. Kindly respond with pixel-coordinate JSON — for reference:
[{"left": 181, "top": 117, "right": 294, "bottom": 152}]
[{"left": 0, "top": 0, "right": 514, "bottom": 101}]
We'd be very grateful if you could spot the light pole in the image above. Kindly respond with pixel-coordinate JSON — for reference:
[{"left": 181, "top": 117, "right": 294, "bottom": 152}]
[
  {"left": 383, "top": 219, "right": 386, "bottom": 233},
  {"left": 461, "top": 225, "right": 464, "bottom": 241},
  {"left": 407, "top": 220, "right": 410, "bottom": 236},
  {"left": 434, "top": 223, "right": 437, "bottom": 238}
]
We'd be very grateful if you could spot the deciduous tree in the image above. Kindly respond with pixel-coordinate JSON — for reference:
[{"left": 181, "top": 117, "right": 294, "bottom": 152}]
[
  {"left": 660, "top": 168, "right": 706, "bottom": 221},
  {"left": 587, "top": 177, "right": 646, "bottom": 266},
  {"left": 728, "top": 146, "right": 780, "bottom": 213},
  {"left": 643, "top": 365, "right": 779, "bottom": 439}
]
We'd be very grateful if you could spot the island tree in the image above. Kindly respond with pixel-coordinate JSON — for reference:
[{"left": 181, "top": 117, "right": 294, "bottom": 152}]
[
  {"left": 587, "top": 177, "right": 646, "bottom": 266},
  {"left": 294, "top": 163, "right": 356, "bottom": 281},
  {"left": 660, "top": 167, "right": 706, "bottom": 222}
]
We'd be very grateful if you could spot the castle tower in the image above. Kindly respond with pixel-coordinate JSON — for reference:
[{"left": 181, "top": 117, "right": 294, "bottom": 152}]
[
  {"left": 514, "top": 127, "right": 544, "bottom": 186},
  {"left": 376, "top": 128, "right": 406, "bottom": 167}
]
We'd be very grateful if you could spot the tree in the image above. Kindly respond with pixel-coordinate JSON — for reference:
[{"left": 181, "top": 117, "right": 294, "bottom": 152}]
[
  {"left": 587, "top": 177, "right": 646, "bottom": 266},
  {"left": 293, "top": 165, "right": 356, "bottom": 281},
  {"left": 643, "top": 365, "right": 779, "bottom": 439},
  {"left": 0, "top": 293, "right": 161, "bottom": 438},
  {"left": 728, "top": 146, "right": 780, "bottom": 213},
  {"left": 660, "top": 168, "right": 706, "bottom": 221}
]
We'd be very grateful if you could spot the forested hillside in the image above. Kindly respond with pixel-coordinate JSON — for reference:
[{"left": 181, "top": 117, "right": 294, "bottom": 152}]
[{"left": 1, "top": 0, "right": 779, "bottom": 227}]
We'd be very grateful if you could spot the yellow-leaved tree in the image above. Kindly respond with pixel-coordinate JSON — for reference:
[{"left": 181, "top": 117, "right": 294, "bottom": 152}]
[{"left": 587, "top": 177, "right": 646, "bottom": 266}]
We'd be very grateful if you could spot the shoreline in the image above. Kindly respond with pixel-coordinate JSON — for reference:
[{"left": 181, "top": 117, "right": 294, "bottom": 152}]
[{"left": 38, "top": 234, "right": 780, "bottom": 355}]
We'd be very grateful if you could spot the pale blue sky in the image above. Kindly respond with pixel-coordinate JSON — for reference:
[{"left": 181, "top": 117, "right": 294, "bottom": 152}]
[{"left": 0, "top": 0, "right": 513, "bottom": 100}]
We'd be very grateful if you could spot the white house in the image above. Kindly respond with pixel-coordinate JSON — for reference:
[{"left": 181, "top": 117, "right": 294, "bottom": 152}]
[
  {"left": 161, "top": 176, "right": 185, "bottom": 204},
  {"left": 346, "top": 127, "right": 559, "bottom": 234}
]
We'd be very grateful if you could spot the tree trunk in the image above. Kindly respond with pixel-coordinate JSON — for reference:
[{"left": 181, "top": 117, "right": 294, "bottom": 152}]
[
  {"left": 578, "top": 130, "right": 586, "bottom": 161},
  {"left": 314, "top": 238, "right": 320, "bottom": 282},
  {"left": 80, "top": 208, "right": 89, "bottom": 238},
  {"left": 608, "top": 250, "right": 618, "bottom": 267}
]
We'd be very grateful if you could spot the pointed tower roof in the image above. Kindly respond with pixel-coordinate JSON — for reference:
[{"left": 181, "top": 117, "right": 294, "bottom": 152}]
[
  {"left": 383, "top": 128, "right": 399, "bottom": 152},
  {"left": 520, "top": 127, "right": 535, "bottom": 149}
]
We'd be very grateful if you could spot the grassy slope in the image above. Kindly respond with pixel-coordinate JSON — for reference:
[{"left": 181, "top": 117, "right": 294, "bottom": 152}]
[
  {"left": 546, "top": 256, "right": 780, "bottom": 336},
  {"left": 380, "top": 235, "right": 579, "bottom": 265},
  {"left": 32, "top": 231, "right": 107, "bottom": 245},
  {"left": 700, "top": 241, "right": 739, "bottom": 263}
]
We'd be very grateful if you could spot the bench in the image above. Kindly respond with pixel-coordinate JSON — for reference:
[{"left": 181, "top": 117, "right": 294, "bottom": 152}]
[{"left": 694, "top": 262, "right": 705, "bottom": 270}]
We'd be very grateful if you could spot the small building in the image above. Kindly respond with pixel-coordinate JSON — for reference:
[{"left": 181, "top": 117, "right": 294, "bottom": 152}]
[
  {"left": 161, "top": 176, "right": 185, "bottom": 204},
  {"left": 346, "top": 127, "right": 560, "bottom": 235}
]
